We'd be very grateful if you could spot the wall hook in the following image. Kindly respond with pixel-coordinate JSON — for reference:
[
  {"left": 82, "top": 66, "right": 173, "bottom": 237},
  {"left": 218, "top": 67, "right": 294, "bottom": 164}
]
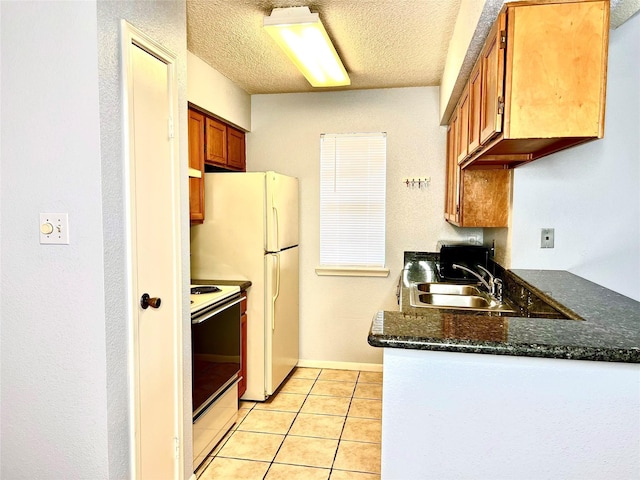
[{"left": 403, "top": 177, "right": 431, "bottom": 189}]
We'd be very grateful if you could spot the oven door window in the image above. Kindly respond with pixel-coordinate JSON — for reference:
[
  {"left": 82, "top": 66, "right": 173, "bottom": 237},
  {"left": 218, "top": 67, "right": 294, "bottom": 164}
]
[{"left": 191, "top": 300, "right": 241, "bottom": 417}]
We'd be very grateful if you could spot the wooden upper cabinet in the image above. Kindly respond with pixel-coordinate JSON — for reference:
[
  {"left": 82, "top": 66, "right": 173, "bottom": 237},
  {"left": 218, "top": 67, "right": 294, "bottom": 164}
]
[
  {"left": 188, "top": 110, "right": 205, "bottom": 224},
  {"left": 189, "top": 105, "right": 248, "bottom": 222},
  {"left": 227, "top": 126, "right": 246, "bottom": 171},
  {"left": 467, "top": 60, "right": 483, "bottom": 154},
  {"left": 457, "top": 0, "right": 609, "bottom": 169},
  {"left": 446, "top": 110, "right": 509, "bottom": 228},
  {"left": 504, "top": 1, "right": 608, "bottom": 139},
  {"left": 203, "top": 114, "right": 246, "bottom": 171},
  {"left": 205, "top": 117, "right": 227, "bottom": 166},
  {"left": 479, "top": 14, "right": 505, "bottom": 146},
  {"left": 456, "top": 86, "right": 470, "bottom": 164}
]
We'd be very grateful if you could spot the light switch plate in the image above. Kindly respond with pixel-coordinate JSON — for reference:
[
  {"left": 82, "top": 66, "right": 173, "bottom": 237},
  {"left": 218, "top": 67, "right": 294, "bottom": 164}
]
[
  {"left": 40, "top": 213, "right": 69, "bottom": 245},
  {"left": 541, "top": 228, "right": 554, "bottom": 248}
]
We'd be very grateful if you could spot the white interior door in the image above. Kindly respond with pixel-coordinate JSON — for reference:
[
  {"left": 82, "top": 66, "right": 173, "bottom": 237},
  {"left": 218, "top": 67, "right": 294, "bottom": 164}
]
[
  {"left": 266, "top": 172, "right": 299, "bottom": 252},
  {"left": 123, "top": 22, "right": 183, "bottom": 479},
  {"left": 265, "top": 247, "right": 299, "bottom": 395}
]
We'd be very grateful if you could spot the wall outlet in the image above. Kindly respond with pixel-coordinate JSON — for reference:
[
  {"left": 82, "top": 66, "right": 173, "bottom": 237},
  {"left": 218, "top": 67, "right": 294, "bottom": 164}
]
[{"left": 541, "top": 228, "right": 554, "bottom": 248}]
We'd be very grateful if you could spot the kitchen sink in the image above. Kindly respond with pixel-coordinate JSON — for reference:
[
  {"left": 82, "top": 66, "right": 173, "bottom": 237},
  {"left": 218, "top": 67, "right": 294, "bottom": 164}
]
[
  {"left": 416, "top": 293, "right": 491, "bottom": 308},
  {"left": 415, "top": 283, "right": 481, "bottom": 296},
  {"left": 409, "top": 283, "right": 517, "bottom": 313}
]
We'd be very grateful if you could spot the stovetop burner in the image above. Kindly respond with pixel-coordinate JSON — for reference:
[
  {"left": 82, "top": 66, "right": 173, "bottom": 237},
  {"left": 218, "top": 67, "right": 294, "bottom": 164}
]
[
  {"left": 191, "top": 286, "right": 221, "bottom": 295},
  {"left": 190, "top": 284, "right": 241, "bottom": 315}
]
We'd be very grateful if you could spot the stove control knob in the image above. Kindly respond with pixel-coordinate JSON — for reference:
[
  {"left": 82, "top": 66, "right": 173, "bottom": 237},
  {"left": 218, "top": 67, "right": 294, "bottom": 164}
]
[{"left": 140, "top": 293, "right": 161, "bottom": 309}]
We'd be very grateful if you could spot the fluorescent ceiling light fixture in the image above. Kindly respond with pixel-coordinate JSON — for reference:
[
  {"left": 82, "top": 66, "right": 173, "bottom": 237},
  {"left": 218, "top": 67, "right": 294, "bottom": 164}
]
[{"left": 264, "top": 6, "right": 350, "bottom": 88}]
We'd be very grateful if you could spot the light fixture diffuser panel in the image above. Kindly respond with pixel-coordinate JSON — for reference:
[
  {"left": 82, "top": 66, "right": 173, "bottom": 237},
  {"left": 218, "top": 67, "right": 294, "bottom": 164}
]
[{"left": 264, "top": 7, "right": 350, "bottom": 88}]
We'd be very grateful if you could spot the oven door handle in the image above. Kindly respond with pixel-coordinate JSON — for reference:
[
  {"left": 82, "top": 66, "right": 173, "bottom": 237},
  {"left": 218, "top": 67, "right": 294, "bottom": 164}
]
[{"left": 192, "top": 296, "right": 243, "bottom": 324}]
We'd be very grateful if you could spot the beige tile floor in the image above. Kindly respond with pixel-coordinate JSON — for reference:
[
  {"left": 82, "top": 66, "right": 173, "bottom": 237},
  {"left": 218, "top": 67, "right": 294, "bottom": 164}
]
[{"left": 197, "top": 367, "right": 383, "bottom": 480}]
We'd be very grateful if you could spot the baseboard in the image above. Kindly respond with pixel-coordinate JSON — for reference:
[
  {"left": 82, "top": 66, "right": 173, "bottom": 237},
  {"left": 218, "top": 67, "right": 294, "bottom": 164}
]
[{"left": 296, "top": 359, "right": 383, "bottom": 372}]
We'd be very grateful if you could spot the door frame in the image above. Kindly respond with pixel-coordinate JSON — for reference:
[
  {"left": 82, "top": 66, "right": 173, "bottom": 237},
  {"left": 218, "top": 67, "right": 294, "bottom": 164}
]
[{"left": 120, "top": 20, "right": 185, "bottom": 479}]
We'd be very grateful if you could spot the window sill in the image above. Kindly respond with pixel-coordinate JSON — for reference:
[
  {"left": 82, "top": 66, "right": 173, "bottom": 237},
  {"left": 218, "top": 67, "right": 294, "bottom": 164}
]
[{"left": 315, "top": 266, "right": 390, "bottom": 277}]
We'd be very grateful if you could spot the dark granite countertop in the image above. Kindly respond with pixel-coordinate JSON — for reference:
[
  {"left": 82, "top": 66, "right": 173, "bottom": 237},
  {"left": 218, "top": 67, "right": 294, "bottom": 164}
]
[
  {"left": 368, "top": 252, "right": 640, "bottom": 363},
  {"left": 192, "top": 279, "right": 252, "bottom": 291}
]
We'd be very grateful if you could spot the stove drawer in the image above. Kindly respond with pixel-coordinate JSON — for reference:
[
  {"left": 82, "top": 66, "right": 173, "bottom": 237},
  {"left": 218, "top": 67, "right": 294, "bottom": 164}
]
[{"left": 193, "top": 381, "right": 238, "bottom": 470}]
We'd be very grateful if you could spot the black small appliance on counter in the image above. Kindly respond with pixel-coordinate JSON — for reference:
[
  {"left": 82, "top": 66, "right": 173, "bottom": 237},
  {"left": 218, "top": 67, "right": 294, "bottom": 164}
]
[{"left": 437, "top": 242, "right": 491, "bottom": 281}]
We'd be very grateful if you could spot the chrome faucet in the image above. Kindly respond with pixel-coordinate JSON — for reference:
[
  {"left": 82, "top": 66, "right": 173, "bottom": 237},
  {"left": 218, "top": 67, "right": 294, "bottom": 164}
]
[
  {"left": 452, "top": 263, "right": 503, "bottom": 302},
  {"left": 452, "top": 263, "right": 491, "bottom": 290},
  {"left": 477, "top": 265, "right": 503, "bottom": 302}
]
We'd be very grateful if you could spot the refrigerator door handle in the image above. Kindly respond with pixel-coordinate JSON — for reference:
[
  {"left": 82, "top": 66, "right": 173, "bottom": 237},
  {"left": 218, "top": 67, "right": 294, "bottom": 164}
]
[
  {"left": 272, "top": 253, "right": 280, "bottom": 330},
  {"left": 272, "top": 203, "right": 279, "bottom": 251}
]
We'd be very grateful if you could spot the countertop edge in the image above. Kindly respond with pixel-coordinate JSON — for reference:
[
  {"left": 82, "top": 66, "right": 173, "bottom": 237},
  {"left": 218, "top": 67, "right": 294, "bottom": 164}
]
[{"left": 367, "top": 332, "right": 640, "bottom": 363}]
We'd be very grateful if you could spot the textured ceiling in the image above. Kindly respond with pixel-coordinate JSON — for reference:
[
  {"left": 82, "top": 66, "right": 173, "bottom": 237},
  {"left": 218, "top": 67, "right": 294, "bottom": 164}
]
[
  {"left": 610, "top": 0, "right": 640, "bottom": 27},
  {"left": 187, "top": 0, "right": 462, "bottom": 94},
  {"left": 187, "top": 0, "right": 640, "bottom": 96}
]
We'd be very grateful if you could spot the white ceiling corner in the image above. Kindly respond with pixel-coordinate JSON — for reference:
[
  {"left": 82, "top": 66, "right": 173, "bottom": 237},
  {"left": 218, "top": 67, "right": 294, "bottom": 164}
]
[{"left": 610, "top": 0, "right": 640, "bottom": 28}]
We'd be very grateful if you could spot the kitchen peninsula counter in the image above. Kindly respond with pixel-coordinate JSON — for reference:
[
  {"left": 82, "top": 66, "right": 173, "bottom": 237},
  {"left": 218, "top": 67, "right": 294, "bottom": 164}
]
[
  {"left": 372, "top": 253, "right": 640, "bottom": 479},
  {"left": 368, "top": 257, "right": 640, "bottom": 363}
]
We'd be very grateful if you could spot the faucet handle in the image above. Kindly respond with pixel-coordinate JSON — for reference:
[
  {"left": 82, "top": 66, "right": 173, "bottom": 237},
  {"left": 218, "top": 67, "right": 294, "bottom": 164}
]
[{"left": 493, "top": 278, "right": 504, "bottom": 302}]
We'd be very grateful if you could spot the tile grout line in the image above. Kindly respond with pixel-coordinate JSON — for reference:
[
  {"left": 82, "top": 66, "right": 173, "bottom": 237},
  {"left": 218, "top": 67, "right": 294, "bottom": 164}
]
[
  {"left": 261, "top": 367, "right": 322, "bottom": 479},
  {"left": 326, "top": 369, "right": 362, "bottom": 477},
  {"left": 201, "top": 368, "right": 382, "bottom": 479}
]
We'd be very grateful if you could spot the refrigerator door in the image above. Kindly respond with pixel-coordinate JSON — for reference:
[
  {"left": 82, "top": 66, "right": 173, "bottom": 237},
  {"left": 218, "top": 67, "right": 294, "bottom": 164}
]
[
  {"left": 264, "top": 247, "right": 299, "bottom": 396},
  {"left": 265, "top": 172, "right": 299, "bottom": 252}
]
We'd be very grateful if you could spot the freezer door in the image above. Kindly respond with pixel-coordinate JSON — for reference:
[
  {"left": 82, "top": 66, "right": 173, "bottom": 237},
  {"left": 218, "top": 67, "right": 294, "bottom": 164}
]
[
  {"left": 264, "top": 247, "right": 299, "bottom": 396},
  {"left": 265, "top": 172, "right": 299, "bottom": 252}
]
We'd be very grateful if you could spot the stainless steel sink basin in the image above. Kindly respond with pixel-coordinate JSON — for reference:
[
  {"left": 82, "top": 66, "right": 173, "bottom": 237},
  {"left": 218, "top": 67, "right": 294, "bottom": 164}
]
[
  {"left": 415, "top": 283, "right": 481, "bottom": 296},
  {"left": 409, "top": 283, "right": 516, "bottom": 313},
  {"left": 416, "top": 293, "right": 491, "bottom": 308}
]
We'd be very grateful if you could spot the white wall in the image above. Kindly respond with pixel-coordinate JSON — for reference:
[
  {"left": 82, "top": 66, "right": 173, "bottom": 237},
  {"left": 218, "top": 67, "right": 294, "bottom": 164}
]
[
  {"left": 1, "top": 2, "right": 189, "bottom": 479},
  {"left": 1, "top": 2, "right": 108, "bottom": 478},
  {"left": 249, "top": 88, "right": 480, "bottom": 366},
  {"left": 187, "top": 51, "right": 251, "bottom": 131},
  {"left": 510, "top": 13, "right": 640, "bottom": 301}
]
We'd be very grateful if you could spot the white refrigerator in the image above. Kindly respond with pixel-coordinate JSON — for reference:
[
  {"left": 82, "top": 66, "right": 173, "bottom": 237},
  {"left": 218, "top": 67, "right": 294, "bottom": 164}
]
[{"left": 190, "top": 171, "right": 299, "bottom": 401}]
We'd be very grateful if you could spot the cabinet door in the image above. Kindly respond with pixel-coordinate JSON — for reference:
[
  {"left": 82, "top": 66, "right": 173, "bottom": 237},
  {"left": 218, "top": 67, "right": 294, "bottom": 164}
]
[
  {"left": 456, "top": 86, "right": 470, "bottom": 164},
  {"left": 188, "top": 110, "right": 205, "bottom": 223},
  {"left": 459, "top": 169, "right": 509, "bottom": 227},
  {"left": 205, "top": 117, "right": 227, "bottom": 166},
  {"left": 468, "top": 61, "right": 483, "bottom": 154},
  {"left": 227, "top": 126, "right": 246, "bottom": 171},
  {"left": 505, "top": 1, "right": 608, "bottom": 139},
  {"left": 479, "top": 13, "right": 506, "bottom": 145},
  {"left": 445, "top": 118, "right": 460, "bottom": 224}
]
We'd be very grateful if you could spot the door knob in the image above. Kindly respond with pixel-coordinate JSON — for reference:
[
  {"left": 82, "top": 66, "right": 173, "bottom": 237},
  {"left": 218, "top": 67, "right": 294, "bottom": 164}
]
[{"left": 140, "top": 293, "right": 162, "bottom": 309}]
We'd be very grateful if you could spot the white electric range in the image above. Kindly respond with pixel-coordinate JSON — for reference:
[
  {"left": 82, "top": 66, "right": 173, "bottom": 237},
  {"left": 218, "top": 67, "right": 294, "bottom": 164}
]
[{"left": 190, "top": 283, "right": 242, "bottom": 470}]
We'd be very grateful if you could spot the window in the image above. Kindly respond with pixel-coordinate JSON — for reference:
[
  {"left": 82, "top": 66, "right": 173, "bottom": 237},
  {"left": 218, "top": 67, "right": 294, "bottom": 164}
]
[{"left": 317, "top": 133, "right": 388, "bottom": 277}]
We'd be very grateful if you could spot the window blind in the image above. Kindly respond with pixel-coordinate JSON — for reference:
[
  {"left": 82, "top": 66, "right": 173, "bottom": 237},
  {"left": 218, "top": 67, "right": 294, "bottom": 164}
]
[{"left": 320, "top": 133, "right": 387, "bottom": 267}]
